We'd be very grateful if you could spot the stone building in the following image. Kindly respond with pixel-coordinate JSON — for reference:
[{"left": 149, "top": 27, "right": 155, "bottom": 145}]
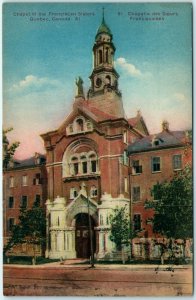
[{"left": 3, "top": 14, "right": 192, "bottom": 260}]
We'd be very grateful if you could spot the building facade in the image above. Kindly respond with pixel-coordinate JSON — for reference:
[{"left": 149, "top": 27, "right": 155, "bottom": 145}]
[
  {"left": 3, "top": 153, "right": 47, "bottom": 256},
  {"left": 128, "top": 122, "right": 192, "bottom": 259},
  {"left": 3, "top": 15, "right": 192, "bottom": 261},
  {"left": 41, "top": 15, "right": 148, "bottom": 260}
]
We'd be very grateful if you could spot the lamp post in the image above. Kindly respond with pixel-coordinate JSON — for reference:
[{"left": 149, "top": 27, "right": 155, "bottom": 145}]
[{"left": 87, "top": 195, "right": 95, "bottom": 268}]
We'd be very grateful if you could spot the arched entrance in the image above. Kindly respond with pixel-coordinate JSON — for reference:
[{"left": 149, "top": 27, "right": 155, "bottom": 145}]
[{"left": 75, "top": 213, "right": 96, "bottom": 258}]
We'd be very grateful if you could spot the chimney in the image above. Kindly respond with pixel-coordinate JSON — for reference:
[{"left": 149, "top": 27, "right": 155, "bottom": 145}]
[
  {"left": 137, "top": 109, "right": 141, "bottom": 117},
  {"left": 162, "top": 120, "right": 169, "bottom": 132}
]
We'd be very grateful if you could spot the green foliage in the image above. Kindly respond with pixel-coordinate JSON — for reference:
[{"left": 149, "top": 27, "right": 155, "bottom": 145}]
[
  {"left": 109, "top": 206, "right": 131, "bottom": 251},
  {"left": 3, "top": 127, "right": 20, "bottom": 169},
  {"left": 146, "top": 166, "right": 193, "bottom": 239},
  {"left": 4, "top": 200, "right": 46, "bottom": 254}
]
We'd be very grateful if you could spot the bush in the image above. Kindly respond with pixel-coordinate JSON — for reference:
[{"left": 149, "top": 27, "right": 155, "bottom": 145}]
[{"left": 4, "top": 256, "right": 59, "bottom": 265}]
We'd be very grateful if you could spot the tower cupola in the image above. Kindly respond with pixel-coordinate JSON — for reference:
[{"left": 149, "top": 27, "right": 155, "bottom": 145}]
[
  {"left": 87, "top": 10, "right": 124, "bottom": 118},
  {"left": 95, "top": 12, "right": 113, "bottom": 41}
]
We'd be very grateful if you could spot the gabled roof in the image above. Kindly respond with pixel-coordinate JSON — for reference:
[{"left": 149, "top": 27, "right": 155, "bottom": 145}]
[
  {"left": 128, "top": 116, "right": 138, "bottom": 127},
  {"left": 128, "top": 130, "right": 191, "bottom": 154},
  {"left": 81, "top": 102, "right": 118, "bottom": 122},
  {"left": 57, "top": 100, "right": 121, "bottom": 133},
  {"left": 41, "top": 98, "right": 150, "bottom": 141},
  {"left": 41, "top": 99, "right": 122, "bottom": 139},
  {"left": 128, "top": 112, "right": 149, "bottom": 136}
]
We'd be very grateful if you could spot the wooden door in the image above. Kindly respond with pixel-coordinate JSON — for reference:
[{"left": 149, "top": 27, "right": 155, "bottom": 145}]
[
  {"left": 76, "top": 226, "right": 90, "bottom": 258},
  {"left": 75, "top": 213, "right": 95, "bottom": 258}
]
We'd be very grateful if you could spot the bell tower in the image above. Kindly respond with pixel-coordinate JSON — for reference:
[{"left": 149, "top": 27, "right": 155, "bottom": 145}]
[{"left": 88, "top": 9, "right": 124, "bottom": 118}]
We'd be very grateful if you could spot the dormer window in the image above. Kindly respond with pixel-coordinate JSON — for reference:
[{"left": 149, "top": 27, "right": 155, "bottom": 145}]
[
  {"left": 35, "top": 152, "right": 41, "bottom": 165},
  {"left": 152, "top": 136, "right": 164, "bottom": 147},
  {"left": 36, "top": 157, "right": 40, "bottom": 164}
]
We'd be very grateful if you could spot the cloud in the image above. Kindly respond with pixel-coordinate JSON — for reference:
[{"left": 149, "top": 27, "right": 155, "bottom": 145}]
[
  {"left": 115, "top": 57, "right": 142, "bottom": 77},
  {"left": 9, "top": 75, "right": 62, "bottom": 95},
  {"left": 173, "top": 92, "right": 186, "bottom": 102},
  {"left": 13, "top": 75, "right": 40, "bottom": 89}
]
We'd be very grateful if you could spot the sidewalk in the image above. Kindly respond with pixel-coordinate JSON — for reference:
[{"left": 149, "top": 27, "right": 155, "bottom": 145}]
[{"left": 4, "top": 259, "right": 192, "bottom": 271}]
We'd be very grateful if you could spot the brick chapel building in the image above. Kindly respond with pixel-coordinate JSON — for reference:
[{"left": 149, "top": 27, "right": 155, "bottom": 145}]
[{"left": 3, "top": 15, "right": 192, "bottom": 260}]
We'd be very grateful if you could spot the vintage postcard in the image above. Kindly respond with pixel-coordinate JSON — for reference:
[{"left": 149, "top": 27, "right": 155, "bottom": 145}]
[{"left": 3, "top": 2, "right": 193, "bottom": 296}]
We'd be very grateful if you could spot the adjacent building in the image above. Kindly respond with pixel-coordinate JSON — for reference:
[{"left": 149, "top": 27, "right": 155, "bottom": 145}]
[
  {"left": 128, "top": 122, "right": 192, "bottom": 259},
  {"left": 3, "top": 153, "right": 47, "bottom": 256}
]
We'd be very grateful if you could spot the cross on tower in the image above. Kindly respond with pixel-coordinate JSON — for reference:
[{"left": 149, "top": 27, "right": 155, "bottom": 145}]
[{"left": 102, "top": 7, "right": 105, "bottom": 21}]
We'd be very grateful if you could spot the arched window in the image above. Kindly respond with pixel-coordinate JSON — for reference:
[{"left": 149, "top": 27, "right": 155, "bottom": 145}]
[
  {"left": 63, "top": 148, "right": 98, "bottom": 178},
  {"left": 80, "top": 155, "right": 88, "bottom": 174},
  {"left": 76, "top": 118, "right": 84, "bottom": 131},
  {"left": 70, "top": 187, "right": 78, "bottom": 199},
  {"left": 67, "top": 117, "right": 93, "bottom": 135},
  {"left": 89, "top": 153, "right": 97, "bottom": 173},
  {"left": 105, "top": 47, "right": 109, "bottom": 63},
  {"left": 90, "top": 185, "right": 98, "bottom": 197},
  {"left": 105, "top": 75, "right": 111, "bottom": 86},
  {"left": 71, "top": 156, "right": 79, "bottom": 175},
  {"left": 110, "top": 51, "right": 114, "bottom": 64},
  {"left": 99, "top": 49, "right": 103, "bottom": 64}
]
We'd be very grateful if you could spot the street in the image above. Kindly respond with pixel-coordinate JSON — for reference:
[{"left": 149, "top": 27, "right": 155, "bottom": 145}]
[{"left": 3, "top": 263, "right": 193, "bottom": 296}]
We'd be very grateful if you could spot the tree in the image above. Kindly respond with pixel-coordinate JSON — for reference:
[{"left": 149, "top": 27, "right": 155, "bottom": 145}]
[
  {"left": 145, "top": 166, "right": 193, "bottom": 261},
  {"left": 3, "top": 127, "right": 20, "bottom": 169},
  {"left": 4, "top": 199, "right": 46, "bottom": 264},
  {"left": 110, "top": 206, "right": 131, "bottom": 263}
]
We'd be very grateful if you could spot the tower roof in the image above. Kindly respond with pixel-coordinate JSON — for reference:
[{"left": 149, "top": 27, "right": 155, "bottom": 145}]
[{"left": 96, "top": 9, "right": 112, "bottom": 38}]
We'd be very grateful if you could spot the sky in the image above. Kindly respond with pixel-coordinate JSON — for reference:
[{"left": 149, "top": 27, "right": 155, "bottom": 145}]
[{"left": 3, "top": 2, "right": 192, "bottom": 159}]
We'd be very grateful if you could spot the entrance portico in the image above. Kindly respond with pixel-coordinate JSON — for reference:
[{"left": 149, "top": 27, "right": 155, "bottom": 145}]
[
  {"left": 45, "top": 191, "right": 130, "bottom": 260},
  {"left": 45, "top": 191, "right": 99, "bottom": 260}
]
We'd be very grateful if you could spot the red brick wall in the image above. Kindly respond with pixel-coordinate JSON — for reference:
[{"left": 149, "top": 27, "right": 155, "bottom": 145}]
[
  {"left": 3, "top": 165, "right": 47, "bottom": 240},
  {"left": 129, "top": 146, "right": 192, "bottom": 238},
  {"left": 43, "top": 117, "right": 141, "bottom": 201}
]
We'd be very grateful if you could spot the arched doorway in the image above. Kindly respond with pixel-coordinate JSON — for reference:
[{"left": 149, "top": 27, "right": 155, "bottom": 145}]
[{"left": 75, "top": 213, "right": 96, "bottom": 258}]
